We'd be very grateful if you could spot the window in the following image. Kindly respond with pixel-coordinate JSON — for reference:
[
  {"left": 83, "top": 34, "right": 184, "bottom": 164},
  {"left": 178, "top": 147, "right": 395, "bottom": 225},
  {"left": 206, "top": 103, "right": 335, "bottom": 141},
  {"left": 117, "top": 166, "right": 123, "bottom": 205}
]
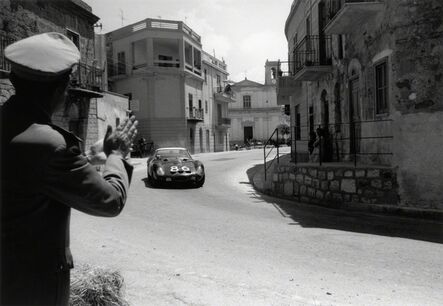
[
  {"left": 184, "top": 42, "right": 192, "bottom": 68},
  {"left": 284, "top": 105, "right": 290, "bottom": 115},
  {"left": 188, "top": 93, "right": 193, "bottom": 109},
  {"left": 198, "top": 99, "right": 202, "bottom": 110},
  {"left": 193, "top": 49, "right": 201, "bottom": 70},
  {"left": 375, "top": 60, "right": 388, "bottom": 114},
  {"left": 132, "top": 39, "right": 147, "bottom": 68},
  {"left": 243, "top": 95, "right": 251, "bottom": 109},
  {"left": 338, "top": 35, "right": 344, "bottom": 60},
  {"left": 205, "top": 100, "right": 208, "bottom": 113},
  {"left": 216, "top": 75, "right": 221, "bottom": 88},
  {"left": 204, "top": 69, "right": 207, "bottom": 83},
  {"left": 217, "top": 104, "right": 222, "bottom": 124},
  {"left": 117, "top": 52, "right": 126, "bottom": 75},
  {"left": 116, "top": 117, "right": 120, "bottom": 128},
  {"left": 66, "top": 29, "right": 79, "bottom": 49}
]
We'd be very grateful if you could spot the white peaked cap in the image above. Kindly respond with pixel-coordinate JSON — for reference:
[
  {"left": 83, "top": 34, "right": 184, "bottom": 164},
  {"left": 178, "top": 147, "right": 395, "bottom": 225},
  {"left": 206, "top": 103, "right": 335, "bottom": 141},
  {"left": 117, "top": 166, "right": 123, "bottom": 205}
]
[{"left": 5, "top": 32, "right": 81, "bottom": 82}]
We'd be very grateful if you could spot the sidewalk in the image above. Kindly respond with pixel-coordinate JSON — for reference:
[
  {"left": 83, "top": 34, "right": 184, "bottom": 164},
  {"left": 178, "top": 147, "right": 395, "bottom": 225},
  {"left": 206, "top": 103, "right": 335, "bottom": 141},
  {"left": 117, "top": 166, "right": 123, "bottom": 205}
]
[{"left": 248, "top": 154, "right": 443, "bottom": 222}]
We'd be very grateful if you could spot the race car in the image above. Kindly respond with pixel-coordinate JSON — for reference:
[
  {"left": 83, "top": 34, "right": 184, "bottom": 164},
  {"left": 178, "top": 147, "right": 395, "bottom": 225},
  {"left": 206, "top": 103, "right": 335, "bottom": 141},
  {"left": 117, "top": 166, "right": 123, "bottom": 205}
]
[{"left": 146, "top": 147, "right": 205, "bottom": 188}]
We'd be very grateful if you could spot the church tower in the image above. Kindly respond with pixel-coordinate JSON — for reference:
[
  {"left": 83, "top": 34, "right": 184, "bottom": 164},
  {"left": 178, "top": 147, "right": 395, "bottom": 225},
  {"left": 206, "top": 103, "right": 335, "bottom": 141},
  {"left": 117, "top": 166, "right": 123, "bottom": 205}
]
[{"left": 264, "top": 60, "right": 280, "bottom": 85}]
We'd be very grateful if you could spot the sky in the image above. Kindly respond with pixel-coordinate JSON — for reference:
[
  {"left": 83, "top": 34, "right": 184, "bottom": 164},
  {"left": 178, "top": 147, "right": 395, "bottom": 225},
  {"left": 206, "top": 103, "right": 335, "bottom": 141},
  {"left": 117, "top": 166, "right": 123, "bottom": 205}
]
[{"left": 85, "top": 0, "right": 293, "bottom": 83}]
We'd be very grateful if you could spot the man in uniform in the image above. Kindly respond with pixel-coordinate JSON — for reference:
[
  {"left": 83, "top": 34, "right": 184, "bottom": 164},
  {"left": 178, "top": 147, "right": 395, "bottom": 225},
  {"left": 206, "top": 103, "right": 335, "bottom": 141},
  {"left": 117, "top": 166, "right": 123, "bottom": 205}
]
[{"left": 0, "top": 32, "right": 138, "bottom": 305}]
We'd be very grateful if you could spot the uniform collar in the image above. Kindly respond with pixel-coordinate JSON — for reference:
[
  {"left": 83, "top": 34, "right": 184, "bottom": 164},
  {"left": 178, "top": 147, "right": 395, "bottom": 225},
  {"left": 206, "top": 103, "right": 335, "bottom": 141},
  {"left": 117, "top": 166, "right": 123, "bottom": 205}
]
[{"left": 12, "top": 95, "right": 52, "bottom": 124}]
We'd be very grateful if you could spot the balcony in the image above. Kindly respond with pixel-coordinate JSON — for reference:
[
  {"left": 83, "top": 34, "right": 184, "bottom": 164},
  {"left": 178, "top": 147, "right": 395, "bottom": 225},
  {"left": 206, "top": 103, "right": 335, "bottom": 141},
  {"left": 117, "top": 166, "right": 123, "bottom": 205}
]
[
  {"left": 214, "top": 85, "right": 236, "bottom": 103},
  {"left": 0, "top": 33, "right": 14, "bottom": 76},
  {"left": 153, "top": 59, "right": 180, "bottom": 68},
  {"left": 324, "top": 0, "right": 384, "bottom": 35},
  {"left": 217, "top": 117, "right": 231, "bottom": 128},
  {"left": 275, "top": 62, "right": 302, "bottom": 96},
  {"left": 187, "top": 107, "right": 204, "bottom": 121},
  {"left": 69, "top": 62, "right": 103, "bottom": 97},
  {"left": 276, "top": 74, "right": 302, "bottom": 105},
  {"left": 291, "top": 35, "right": 332, "bottom": 81}
]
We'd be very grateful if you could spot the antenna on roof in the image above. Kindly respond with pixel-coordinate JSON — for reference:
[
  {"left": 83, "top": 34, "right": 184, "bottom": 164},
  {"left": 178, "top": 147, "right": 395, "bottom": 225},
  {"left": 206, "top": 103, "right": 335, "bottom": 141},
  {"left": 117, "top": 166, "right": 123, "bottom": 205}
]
[
  {"left": 213, "top": 49, "right": 216, "bottom": 57},
  {"left": 119, "top": 9, "right": 126, "bottom": 26}
]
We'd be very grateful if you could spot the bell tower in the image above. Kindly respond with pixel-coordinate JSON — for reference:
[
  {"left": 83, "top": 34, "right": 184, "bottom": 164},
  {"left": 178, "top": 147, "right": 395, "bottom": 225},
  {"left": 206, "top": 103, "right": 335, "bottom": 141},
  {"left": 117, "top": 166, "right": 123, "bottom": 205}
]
[{"left": 264, "top": 60, "right": 280, "bottom": 85}]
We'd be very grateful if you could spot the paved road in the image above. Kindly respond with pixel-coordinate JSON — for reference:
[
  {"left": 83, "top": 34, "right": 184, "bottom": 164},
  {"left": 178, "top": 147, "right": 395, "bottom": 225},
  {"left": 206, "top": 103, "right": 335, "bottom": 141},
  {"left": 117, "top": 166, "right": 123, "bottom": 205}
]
[{"left": 71, "top": 149, "right": 442, "bottom": 306}]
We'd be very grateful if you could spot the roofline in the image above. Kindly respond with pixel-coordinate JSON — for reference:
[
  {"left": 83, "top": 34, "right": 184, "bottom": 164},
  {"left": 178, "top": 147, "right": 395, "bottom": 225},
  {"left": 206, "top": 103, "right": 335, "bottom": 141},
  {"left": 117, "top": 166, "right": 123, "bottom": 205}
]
[
  {"left": 284, "top": 0, "right": 302, "bottom": 40},
  {"left": 105, "top": 17, "right": 202, "bottom": 46},
  {"left": 69, "top": 0, "right": 100, "bottom": 24}
]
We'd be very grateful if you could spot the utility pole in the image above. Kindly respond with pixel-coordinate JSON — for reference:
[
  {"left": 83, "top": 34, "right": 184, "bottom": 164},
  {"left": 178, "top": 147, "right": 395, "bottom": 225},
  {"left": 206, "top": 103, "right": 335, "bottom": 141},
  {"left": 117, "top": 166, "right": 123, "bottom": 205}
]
[{"left": 119, "top": 9, "right": 125, "bottom": 26}]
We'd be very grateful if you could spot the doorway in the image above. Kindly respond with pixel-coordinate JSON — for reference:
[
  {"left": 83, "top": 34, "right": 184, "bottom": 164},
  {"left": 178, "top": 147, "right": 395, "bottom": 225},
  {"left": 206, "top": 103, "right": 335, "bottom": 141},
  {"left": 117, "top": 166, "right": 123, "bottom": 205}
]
[
  {"left": 189, "top": 128, "right": 194, "bottom": 153},
  {"left": 199, "top": 128, "right": 203, "bottom": 153},
  {"left": 206, "top": 130, "right": 210, "bottom": 152},
  {"left": 244, "top": 126, "right": 253, "bottom": 144}
]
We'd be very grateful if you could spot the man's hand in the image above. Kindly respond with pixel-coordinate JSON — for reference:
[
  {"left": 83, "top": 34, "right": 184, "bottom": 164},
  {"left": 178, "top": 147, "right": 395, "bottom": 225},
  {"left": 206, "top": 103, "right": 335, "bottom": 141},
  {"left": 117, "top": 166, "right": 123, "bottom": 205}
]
[{"left": 103, "top": 116, "right": 138, "bottom": 158}]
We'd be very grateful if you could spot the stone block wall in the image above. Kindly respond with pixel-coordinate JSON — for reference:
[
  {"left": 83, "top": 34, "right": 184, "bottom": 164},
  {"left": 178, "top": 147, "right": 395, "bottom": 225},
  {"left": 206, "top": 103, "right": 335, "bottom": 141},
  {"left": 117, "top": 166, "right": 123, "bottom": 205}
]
[
  {"left": 0, "top": 79, "right": 14, "bottom": 104},
  {"left": 271, "top": 164, "right": 398, "bottom": 207}
]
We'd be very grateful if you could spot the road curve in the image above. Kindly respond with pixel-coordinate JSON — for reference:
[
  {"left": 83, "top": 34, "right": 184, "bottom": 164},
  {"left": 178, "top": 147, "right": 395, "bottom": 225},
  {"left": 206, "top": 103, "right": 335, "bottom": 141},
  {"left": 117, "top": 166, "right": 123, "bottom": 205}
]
[{"left": 71, "top": 149, "right": 442, "bottom": 306}]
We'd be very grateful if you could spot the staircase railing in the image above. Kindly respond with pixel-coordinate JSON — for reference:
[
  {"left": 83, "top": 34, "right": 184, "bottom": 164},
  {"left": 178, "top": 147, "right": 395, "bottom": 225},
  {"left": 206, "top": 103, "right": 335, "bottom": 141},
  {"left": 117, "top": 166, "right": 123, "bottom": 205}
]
[{"left": 263, "top": 128, "right": 280, "bottom": 180}]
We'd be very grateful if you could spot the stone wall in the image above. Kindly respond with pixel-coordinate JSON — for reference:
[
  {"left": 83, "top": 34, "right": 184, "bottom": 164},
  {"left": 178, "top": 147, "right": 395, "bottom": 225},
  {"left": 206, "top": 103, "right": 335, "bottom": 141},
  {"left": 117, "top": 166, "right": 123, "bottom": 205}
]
[
  {"left": 284, "top": 0, "right": 443, "bottom": 208},
  {"left": 0, "top": 0, "right": 97, "bottom": 65},
  {"left": 271, "top": 164, "right": 398, "bottom": 207},
  {"left": 0, "top": 79, "right": 14, "bottom": 104}
]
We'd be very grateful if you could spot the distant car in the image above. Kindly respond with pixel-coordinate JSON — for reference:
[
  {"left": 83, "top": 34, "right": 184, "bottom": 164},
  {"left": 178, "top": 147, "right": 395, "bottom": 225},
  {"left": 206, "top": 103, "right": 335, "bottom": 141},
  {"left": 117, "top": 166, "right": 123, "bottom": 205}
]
[{"left": 146, "top": 147, "right": 205, "bottom": 187}]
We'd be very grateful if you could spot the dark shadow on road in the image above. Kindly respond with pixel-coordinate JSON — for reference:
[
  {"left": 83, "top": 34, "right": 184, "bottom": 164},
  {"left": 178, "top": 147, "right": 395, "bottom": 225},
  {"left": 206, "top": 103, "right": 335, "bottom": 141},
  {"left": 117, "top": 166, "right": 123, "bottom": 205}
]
[
  {"left": 141, "top": 177, "right": 200, "bottom": 190},
  {"left": 246, "top": 164, "right": 443, "bottom": 244}
]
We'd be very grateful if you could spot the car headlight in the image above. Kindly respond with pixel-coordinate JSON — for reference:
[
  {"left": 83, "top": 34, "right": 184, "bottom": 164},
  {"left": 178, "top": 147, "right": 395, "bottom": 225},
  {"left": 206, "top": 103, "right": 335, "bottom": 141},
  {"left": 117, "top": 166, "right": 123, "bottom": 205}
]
[
  {"left": 196, "top": 165, "right": 204, "bottom": 175},
  {"left": 156, "top": 167, "right": 165, "bottom": 176}
]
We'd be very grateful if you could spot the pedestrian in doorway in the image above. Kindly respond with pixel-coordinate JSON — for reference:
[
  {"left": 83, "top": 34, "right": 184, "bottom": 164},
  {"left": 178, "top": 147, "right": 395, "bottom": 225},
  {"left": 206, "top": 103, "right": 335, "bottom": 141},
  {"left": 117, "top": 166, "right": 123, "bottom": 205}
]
[{"left": 1, "top": 32, "right": 138, "bottom": 306}]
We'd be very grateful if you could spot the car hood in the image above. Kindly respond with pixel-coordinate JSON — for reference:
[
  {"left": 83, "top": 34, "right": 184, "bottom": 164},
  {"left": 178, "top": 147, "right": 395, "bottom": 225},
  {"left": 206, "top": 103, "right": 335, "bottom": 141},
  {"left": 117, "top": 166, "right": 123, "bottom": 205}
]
[{"left": 155, "top": 159, "right": 199, "bottom": 174}]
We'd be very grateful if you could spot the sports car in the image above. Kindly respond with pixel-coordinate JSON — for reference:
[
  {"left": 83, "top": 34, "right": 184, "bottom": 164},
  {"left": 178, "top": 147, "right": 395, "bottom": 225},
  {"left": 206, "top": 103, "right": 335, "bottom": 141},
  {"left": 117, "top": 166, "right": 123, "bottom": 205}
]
[{"left": 146, "top": 147, "right": 205, "bottom": 187}]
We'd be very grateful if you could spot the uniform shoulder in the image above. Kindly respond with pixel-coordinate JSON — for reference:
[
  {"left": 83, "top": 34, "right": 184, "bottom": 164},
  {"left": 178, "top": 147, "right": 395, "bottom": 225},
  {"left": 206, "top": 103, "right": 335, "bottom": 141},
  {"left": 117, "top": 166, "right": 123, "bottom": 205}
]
[{"left": 13, "top": 123, "right": 81, "bottom": 151}]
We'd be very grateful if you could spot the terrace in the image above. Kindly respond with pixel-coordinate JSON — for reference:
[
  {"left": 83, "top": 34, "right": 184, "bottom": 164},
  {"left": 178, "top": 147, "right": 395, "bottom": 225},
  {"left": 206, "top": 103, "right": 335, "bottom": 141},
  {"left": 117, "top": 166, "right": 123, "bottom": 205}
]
[
  {"left": 324, "top": 0, "right": 385, "bottom": 35},
  {"left": 280, "top": 35, "right": 333, "bottom": 82}
]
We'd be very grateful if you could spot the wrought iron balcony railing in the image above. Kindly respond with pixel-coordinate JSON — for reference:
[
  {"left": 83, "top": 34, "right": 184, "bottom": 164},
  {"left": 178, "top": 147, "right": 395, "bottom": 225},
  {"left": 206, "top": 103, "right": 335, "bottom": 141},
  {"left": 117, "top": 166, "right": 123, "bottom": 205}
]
[
  {"left": 70, "top": 62, "right": 103, "bottom": 91},
  {"left": 0, "top": 33, "right": 14, "bottom": 73},
  {"left": 292, "top": 35, "right": 332, "bottom": 73},
  {"left": 327, "top": 0, "right": 377, "bottom": 22},
  {"left": 324, "top": 0, "right": 384, "bottom": 34},
  {"left": 187, "top": 107, "right": 204, "bottom": 121},
  {"left": 218, "top": 117, "right": 231, "bottom": 126}
]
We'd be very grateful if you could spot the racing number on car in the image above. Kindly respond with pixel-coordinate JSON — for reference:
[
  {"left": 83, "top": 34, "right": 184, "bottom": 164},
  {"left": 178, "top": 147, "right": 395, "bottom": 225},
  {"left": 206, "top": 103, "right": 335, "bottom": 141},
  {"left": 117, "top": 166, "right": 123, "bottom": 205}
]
[{"left": 170, "top": 166, "right": 190, "bottom": 172}]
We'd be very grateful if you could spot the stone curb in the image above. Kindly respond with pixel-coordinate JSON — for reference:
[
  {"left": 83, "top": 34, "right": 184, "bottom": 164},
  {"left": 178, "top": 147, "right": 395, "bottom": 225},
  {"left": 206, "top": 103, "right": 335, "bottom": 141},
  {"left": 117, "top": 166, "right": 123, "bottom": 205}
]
[{"left": 248, "top": 163, "right": 443, "bottom": 223}]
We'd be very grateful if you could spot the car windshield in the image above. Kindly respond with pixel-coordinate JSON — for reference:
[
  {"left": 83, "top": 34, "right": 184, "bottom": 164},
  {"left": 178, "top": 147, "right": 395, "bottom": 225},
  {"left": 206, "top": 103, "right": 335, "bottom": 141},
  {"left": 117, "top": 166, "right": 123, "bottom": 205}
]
[{"left": 156, "top": 149, "right": 191, "bottom": 159}]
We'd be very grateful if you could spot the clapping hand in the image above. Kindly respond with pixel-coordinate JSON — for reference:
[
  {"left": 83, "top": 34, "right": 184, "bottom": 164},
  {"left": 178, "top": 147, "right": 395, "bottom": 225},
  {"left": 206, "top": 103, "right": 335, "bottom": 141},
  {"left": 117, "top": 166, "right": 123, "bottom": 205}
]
[{"left": 103, "top": 115, "right": 138, "bottom": 158}]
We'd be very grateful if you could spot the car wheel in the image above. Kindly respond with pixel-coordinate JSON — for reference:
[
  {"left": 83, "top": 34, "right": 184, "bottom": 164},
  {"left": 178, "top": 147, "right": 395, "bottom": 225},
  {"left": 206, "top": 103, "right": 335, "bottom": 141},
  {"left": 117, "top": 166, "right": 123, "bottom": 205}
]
[{"left": 194, "top": 176, "right": 205, "bottom": 188}]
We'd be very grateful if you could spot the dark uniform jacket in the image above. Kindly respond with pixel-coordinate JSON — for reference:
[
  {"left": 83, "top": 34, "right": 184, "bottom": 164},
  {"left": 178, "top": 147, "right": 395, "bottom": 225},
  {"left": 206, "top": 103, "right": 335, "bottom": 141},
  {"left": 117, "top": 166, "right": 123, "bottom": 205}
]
[{"left": 0, "top": 96, "right": 133, "bottom": 305}]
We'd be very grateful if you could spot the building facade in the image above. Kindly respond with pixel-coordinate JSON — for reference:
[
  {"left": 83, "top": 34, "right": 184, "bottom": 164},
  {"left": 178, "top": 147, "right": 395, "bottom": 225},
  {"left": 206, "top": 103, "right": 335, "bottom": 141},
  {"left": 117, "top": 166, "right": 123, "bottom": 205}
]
[
  {"left": 229, "top": 61, "right": 286, "bottom": 145},
  {"left": 202, "top": 51, "right": 234, "bottom": 152},
  {"left": 0, "top": 0, "right": 128, "bottom": 152},
  {"left": 277, "top": 0, "right": 443, "bottom": 210},
  {"left": 105, "top": 18, "right": 232, "bottom": 153}
]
